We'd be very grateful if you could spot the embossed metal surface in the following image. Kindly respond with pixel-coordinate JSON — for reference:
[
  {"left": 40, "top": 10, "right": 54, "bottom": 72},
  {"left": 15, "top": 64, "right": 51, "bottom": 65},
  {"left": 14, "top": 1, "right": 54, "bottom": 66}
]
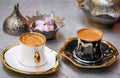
[
  {"left": 3, "top": 4, "right": 29, "bottom": 36},
  {"left": 77, "top": 0, "right": 120, "bottom": 25}
]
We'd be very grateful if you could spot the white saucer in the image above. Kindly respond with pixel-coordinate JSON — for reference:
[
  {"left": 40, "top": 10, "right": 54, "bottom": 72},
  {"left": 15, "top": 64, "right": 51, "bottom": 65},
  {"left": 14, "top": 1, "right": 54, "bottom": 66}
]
[{"left": 1, "top": 44, "right": 60, "bottom": 75}]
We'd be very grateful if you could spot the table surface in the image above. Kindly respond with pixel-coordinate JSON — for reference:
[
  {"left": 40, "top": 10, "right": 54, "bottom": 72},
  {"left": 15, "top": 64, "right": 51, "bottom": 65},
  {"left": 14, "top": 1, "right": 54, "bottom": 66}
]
[{"left": 0, "top": 0, "right": 120, "bottom": 78}]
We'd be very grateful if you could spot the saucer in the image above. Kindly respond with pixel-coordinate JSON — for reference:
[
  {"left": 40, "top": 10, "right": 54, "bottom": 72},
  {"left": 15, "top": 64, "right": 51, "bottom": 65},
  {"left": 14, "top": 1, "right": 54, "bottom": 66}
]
[
  {"left": 1, "top": 44, "right": 60, "bottom": 75},
  {"left": 60, "top": 38, "right": 119, "bottom": 68}
]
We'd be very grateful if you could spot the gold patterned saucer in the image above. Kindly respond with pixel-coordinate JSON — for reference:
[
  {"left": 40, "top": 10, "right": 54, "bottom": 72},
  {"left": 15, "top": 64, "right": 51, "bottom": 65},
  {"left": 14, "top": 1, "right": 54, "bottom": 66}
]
[
  {"left": 60, "top": 38, "right": 119, "bottom": 68},
  {"left": 1, "top": 44, "right": 60, "bottom": 75}
]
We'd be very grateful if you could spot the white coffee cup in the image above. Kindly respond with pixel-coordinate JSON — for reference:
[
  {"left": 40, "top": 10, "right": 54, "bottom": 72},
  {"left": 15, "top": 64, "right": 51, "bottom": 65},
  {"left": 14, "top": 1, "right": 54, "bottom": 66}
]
[{"left": 18, "top": 32, "right": 47, "bottom": 67}]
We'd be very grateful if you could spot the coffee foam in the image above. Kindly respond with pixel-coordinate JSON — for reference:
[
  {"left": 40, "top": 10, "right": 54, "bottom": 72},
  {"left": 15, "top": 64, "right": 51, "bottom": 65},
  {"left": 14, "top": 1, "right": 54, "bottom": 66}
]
[
  {"left": 77, "top": 28, "right": 103, "bottom": 41},
  {"left": 19, "top": 33, "right": 46, "bottom": 46}
]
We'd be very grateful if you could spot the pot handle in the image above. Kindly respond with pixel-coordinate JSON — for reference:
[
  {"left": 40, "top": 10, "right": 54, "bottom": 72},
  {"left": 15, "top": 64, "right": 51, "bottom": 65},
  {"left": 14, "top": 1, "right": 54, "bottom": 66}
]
[{"left": 76, "top": 0, "right": 84, "bottom": 8}]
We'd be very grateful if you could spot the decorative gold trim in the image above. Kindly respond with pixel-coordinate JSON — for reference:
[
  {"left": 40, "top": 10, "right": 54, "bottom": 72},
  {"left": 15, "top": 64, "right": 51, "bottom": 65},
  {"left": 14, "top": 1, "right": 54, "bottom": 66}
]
[
  {"left": 60, "top": 38, "right": 119, "bottom": 68},
  {"left": 26, "top": 11, "right": 65, "bottom": 28},
  {"left": 1, "top": 44, "right": 60, "bottom": 75}
]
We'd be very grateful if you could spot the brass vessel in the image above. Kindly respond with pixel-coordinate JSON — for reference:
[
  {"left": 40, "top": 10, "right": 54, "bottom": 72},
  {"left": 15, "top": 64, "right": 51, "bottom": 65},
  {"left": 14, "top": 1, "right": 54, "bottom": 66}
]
[{"left": 3, "top": 3, "right": 29, "bottom": 36}]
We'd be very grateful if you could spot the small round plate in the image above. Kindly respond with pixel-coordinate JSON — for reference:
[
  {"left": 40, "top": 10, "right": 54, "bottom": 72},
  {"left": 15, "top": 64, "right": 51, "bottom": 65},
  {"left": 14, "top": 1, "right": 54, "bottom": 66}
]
[
  {"left": 1, "top": 44, "right": 60, "bottom": 75},
  {"left": 60, "top": 38, "right": 119, "bottom": 68}
]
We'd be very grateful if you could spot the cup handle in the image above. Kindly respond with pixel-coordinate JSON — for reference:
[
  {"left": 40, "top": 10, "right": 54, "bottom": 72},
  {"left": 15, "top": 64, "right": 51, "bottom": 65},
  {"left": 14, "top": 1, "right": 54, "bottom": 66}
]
[{"left": 34, "top": 51, "right": 40, "bottom": 64}]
